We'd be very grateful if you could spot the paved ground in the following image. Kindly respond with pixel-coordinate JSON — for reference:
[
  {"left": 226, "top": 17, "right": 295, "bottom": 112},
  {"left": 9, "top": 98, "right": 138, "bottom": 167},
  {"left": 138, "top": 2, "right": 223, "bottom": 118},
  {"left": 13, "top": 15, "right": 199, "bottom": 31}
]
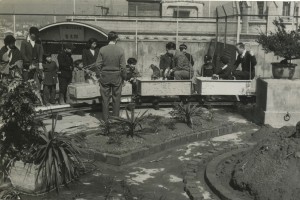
[{"left": 20, "top": 107, "right": 258, "bottom": 200}]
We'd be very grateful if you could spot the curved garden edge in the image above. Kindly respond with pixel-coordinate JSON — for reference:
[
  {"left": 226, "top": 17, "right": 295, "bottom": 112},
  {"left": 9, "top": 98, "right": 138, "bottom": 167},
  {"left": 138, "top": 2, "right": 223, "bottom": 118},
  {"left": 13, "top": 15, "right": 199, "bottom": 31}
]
[
  {"left": 81, "top": 123, "right": 238, "bottom": 166},
  {"left": 204, "top": 147, "right": 253, "bottom": 200}
]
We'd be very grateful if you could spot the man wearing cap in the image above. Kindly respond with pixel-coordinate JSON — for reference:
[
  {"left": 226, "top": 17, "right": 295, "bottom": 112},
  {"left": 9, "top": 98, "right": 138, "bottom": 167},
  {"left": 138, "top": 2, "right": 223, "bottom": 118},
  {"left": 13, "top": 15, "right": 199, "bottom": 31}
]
[
  {"left": 57, "top": 42, "right": 75, "bottom": 105},
  {"left": 95, "top": 31, "right": 126, "bottom": 121},
  {"left": 20, "top": 26, "right": 44, "bottom": 82},
  {"left": 179, "top": 44, "right": 194, "bottom": 67}
]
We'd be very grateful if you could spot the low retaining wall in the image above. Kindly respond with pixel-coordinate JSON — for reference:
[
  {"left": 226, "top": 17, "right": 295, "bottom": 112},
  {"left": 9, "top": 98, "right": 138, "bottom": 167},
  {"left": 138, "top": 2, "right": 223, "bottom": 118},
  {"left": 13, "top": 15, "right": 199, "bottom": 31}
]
[{"left": 82, "top": 123, "right": 237, "bottom": 166}]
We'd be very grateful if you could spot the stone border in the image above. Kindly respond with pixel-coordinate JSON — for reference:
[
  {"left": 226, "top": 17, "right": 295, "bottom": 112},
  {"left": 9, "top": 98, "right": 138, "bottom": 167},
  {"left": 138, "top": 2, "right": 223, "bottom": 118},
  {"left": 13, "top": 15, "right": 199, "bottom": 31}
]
[
  {"left": 182, "top": 144, "right": 247, "bottom": 200},
  {"left": 82, "top": 123, "right": 238, "bottom": 166},
  {"left": 204, "top": 147, "right": 252, "bottom": 200}
]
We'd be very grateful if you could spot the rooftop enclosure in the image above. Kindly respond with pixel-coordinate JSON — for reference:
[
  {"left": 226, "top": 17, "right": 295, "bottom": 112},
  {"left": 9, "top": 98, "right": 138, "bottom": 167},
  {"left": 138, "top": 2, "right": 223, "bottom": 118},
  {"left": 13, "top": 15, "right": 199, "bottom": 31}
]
[{"left": 1, "top": 1, "right": 300, "bottom": 78}]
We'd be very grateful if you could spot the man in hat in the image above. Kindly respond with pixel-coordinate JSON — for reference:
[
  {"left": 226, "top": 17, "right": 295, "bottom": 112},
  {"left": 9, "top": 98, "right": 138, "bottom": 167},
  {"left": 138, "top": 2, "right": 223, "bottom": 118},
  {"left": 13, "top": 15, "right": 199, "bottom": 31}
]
[
  {"left": 57, "top": 42, "right": 75, "bottom": 105},
  {"left": 166, "top": 42, "right": 193, "bottom": 80},
  {"left": 20, "top": 26, "right": 44, "bottom": 82},
  {"left": 95, "top": 31, "right": 126, "bottom": 121},
  {"left": 179, "top": 44, "right": 194, "bottom": 67},
  {"left": 233, "top": 42, "right": 257, "bottom": 80}
]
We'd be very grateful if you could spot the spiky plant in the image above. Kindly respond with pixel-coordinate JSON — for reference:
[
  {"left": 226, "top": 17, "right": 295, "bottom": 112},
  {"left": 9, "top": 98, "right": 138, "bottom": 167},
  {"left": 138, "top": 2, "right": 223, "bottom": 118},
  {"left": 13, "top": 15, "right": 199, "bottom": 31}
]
[
  {"left": 33, "top": 114, "right": 85, "bottom": 192},
  {"left": 110, "top": 109, "right": 148, "bottom": 137},
  {"left": 169, "top": 102, "right": 212, "bottom": 129}
]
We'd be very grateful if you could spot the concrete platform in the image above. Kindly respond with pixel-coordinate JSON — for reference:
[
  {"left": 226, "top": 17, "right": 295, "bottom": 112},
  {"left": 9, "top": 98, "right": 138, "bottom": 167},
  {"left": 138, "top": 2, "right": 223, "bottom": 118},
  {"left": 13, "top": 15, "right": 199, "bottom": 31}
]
[{"left": 256, "top": 78, "right": 300, "bottom": 128}]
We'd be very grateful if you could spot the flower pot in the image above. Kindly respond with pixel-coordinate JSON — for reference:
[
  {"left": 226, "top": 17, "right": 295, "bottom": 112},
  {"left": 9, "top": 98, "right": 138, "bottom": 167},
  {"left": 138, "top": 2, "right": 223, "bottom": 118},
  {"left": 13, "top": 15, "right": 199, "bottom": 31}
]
[
  {"left": 271, "top": 63, "right": 297, "bottom": 79},
  {"left": 9, "top": 161, "right": 60, "bottom": 193}
]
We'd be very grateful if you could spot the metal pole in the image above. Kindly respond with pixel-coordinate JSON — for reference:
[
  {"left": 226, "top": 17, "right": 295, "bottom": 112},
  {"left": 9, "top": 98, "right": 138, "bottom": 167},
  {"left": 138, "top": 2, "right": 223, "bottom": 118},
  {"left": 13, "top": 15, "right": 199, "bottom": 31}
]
[
  {"left": 13, "top": 14, "right": 16, "bottom": 37},
  {"left": 236, "top": 1, "right": 241, "bottom": 43},
  {"left": 176, "top": 6, "right": 179, "bottom": 47},
  {"left": 222, "top": 6, "right": 227, "bottom": 48},
  {"left": 135, "top": 6, "right": 138, "bottom": 58},
  {"left": 72, "top": 0, "right": 76, "bottom": 21}
]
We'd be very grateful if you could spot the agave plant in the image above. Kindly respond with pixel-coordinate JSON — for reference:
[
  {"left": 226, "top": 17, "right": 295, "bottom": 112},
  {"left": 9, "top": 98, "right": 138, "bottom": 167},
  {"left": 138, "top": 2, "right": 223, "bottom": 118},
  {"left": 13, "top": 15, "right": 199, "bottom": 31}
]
[
  {"left": 110, "top": 109, "right": 148, "bottom": 137},
  {"left": 169, "top": 102, "right": 213, "bottom": 129},
  {"left": 33, "top": 114, "right": 85, "bottom": 192}
]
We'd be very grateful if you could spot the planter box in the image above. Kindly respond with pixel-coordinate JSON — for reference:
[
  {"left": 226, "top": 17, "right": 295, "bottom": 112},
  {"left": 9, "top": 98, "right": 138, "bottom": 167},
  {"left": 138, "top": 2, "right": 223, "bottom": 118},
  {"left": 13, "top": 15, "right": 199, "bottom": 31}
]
[
  {"left": 255, "top": 78, "right": 300, "bottom": 128},
  {"left": 9, "top": 161, "right": 59, "bottom": 193}
]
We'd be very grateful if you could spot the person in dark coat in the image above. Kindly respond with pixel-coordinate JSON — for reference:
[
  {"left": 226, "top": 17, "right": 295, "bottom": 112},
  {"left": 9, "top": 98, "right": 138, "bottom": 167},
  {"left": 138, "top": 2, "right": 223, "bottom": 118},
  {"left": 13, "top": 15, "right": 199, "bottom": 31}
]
[
  {"left": 167, "top": 42, "right": 193, "bottom": 80},
  {"left": 179, "top": 44, "right": 194, "bottom": 66},
  {"left": 20, "top": 27, "right": 44, "bottom": 83},
  {"left": 57, "top": 42, "right": 75, "bottom": 105},
  {"left": 202, "top": 55, "right": 214, "bottom": 77},
  {"left": 42, "top": 53, "right": 58, "bottom": 106},
  {"left": 213, "top": 55, "right": 233, "bottom": 80},
  {"left": 82, "top": 38, "right": 99, "bottom": 69},
  {"left": 0, "top": 35, "right": 23, "bottom": 79},
  {"left": 95, "top": 31, "right": 126, "bottom": 121},
  {"left": 233, "top": 42, "right": 257, "bottom": 80},
  {"left": 159, "top": 52, "right": 173, "bottom": 80}
]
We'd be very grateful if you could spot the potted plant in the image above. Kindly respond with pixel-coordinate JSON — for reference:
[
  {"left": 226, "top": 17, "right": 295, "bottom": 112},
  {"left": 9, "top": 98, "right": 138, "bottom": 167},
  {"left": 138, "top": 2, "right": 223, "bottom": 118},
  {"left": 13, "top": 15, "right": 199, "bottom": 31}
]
[
  {"left": 257, "top": 18, "right": 300, "bottom": 79},
  {"left": 0, "top": 78, "right": 85, "bottom": 193}
]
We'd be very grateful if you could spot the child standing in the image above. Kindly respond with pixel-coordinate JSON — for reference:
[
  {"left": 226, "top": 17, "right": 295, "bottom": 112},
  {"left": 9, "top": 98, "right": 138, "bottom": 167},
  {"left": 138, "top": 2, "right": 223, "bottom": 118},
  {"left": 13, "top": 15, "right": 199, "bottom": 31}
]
[
  {"left": 43, "top": 53, "right": 58, "bottom": 106},
  {"left": 72, "top": 59, "right": 86, "bottom": 83}
]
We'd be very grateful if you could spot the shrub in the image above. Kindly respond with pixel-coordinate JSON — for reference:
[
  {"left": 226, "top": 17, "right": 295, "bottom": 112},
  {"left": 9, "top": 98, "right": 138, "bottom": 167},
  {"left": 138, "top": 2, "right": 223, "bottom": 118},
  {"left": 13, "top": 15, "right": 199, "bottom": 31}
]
[
  {"left": 0, "top": 79, "right": 42, "bottom": 162},
  {"left": 257, "top": 18, "right": 300, "bottom": 63}
]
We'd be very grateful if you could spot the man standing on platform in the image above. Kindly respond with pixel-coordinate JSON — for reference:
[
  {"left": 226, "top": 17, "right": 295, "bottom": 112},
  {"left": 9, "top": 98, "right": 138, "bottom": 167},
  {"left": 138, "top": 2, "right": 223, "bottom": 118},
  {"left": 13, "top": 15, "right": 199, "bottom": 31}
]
[
  {"left": 20, "top": 27, "right": 44, "bottom": 82},
  {"left": 179, "top": 44, "right": 194, "bottom": 67},
  {"left": 166, "top": 42, "right": 193, "bottom": 80},
  {"left": 233, "top": 42, "right": 257, "bottom": 80},
  {"left": 95, "top": 31, "right": 126, "bottom": 121}
]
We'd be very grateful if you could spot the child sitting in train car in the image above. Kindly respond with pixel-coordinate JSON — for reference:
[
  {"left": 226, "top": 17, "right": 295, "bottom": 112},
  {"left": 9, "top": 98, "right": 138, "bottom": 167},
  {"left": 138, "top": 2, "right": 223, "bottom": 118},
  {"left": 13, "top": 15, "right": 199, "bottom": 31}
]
[
  {"left": 212, "top": 55, "right": 233, "bottom": 80},
  {"left": 125, "top": 58, "right": 141, "bottom": 95},
  {"left": 192, "top": 54, "right": 214, "bottom": 94},
  {"left": 202, "top": 55, "right": 214, "bottom": 77},
  {"left": 42, "top": 53, "right": 58, "bottom": 106},
  {"left": 72, "top": 59, "right": 86, "bottom": 83}
]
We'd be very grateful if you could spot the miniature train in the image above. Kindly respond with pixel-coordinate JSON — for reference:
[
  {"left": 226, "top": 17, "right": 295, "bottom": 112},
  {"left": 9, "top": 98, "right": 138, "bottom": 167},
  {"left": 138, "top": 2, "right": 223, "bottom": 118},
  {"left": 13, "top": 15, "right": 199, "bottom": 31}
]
[
  {"left": 68, "top": 77, "right": 256, "bottom": 106},
  {"left": 35, "top": 76, "right": 256, "bottom": 113}
]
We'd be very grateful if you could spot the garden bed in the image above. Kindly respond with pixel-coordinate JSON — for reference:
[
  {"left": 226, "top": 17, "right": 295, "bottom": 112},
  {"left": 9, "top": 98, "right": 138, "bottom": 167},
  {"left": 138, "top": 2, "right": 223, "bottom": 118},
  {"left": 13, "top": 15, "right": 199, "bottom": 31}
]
[{"left": 82, "top": 109, "right": 236, "bottom": 165}]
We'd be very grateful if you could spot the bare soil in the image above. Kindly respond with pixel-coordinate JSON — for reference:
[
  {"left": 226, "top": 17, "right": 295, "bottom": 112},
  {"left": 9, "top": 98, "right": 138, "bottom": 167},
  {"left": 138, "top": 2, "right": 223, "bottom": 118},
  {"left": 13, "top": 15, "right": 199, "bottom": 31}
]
[{"left": 217, "top": 125, "right": 300, "bottom": 200}]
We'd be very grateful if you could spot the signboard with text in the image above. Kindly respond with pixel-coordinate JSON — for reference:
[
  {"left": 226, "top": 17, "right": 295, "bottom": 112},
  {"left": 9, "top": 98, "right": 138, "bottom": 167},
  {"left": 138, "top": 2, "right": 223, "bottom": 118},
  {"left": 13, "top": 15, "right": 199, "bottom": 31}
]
[{"left": 60, "top": 25, "right": 84, "bottom": 41}]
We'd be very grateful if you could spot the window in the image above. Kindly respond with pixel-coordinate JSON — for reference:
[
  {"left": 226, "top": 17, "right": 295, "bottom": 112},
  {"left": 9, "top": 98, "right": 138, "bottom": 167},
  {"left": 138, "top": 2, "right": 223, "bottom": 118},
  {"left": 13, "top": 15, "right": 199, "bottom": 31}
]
[
  {"left": 173, "top": 10, "right": 190, "bottom": 18},
  {"left": 257, "top": 2, "right": 264, "bottom": 19},
  {"left": 282, "top": 2, "right": 291, "bottom": 16},
  {"left": 65, "top": 34, "right": 68, "bottom": 39}
]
